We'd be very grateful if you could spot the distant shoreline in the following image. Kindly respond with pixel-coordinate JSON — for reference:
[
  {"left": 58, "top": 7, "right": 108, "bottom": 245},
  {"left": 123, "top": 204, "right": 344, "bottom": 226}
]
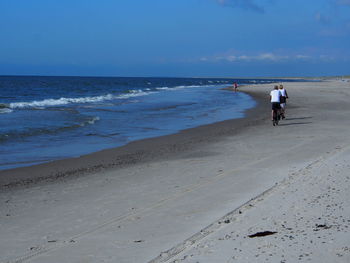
[{"left": 1, "top": 74, "right": 347, "bottom": 79}]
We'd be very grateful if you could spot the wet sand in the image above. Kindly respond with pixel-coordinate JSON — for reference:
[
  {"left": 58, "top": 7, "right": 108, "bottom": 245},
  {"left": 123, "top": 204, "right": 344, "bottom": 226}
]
[{"left": 1, "top": 79, "right": 349, "bottom": 263}]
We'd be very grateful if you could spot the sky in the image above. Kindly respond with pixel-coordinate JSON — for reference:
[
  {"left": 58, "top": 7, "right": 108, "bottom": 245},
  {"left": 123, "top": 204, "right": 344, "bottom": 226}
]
[{"left": 0, "top": 0, "right": 349, "bottom": 77}]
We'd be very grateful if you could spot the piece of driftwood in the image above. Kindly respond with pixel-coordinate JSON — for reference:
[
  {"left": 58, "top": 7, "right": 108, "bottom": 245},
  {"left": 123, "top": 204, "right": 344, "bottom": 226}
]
[{"left": 248, "top": 231, "right": 277, "bottom": 238}]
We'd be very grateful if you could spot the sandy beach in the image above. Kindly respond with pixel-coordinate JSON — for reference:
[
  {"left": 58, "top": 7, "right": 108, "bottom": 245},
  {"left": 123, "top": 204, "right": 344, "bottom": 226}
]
[{"left": 1, "top": 79, "right": 349, "bottom": 263}]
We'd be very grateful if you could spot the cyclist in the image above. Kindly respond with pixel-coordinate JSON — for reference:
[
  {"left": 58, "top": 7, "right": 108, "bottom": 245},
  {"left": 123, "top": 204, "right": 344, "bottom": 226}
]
[
  {"left": 279, "top": 84, "right": 289, "bottom": 119},
  {"left": 270, "top": 85, "right": 282, "bottom": 126}
]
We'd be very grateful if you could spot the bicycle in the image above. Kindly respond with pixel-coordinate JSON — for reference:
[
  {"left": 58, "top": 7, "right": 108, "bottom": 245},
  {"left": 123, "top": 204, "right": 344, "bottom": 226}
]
[{"left": 272, "top": 108, "right": 281, "bottom": 126}]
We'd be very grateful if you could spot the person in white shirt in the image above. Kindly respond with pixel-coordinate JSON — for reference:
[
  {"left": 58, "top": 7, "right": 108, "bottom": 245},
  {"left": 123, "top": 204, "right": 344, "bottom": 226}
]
[
  {"left": 279, "top": 84, "right": 289, "bottom": 119},
  {"left": 270, "top": 85, "right": 282, "bottom": 123}
]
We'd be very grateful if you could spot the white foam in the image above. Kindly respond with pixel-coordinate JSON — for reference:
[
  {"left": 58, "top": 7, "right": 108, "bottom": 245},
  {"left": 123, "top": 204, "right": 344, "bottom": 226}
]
[
  {"left": 7, "top": 84, "right": 223, "bottom": 110},
  {"left": 9, "top": 90, "right": 153, "bottom": 109},
  {"left": 0, "top": 108, "right": 13, "bottom": 114},
  {"left": 9, "top": 94, "right": 115, "bottom": 108},
  {"left": 118, "top": 90, "right": 155, "bottom": 99},
  {"left": 155, "top": 85, "right": 205, "bottom": 91},
  {"left": 156, "top": 86, "right": 171, "bottom": 90},
  {"left": 80, "top": 116, "right": 100, "bottom": 126}
]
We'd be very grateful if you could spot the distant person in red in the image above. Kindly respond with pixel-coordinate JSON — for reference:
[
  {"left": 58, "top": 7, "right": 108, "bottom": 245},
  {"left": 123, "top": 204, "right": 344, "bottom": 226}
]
[{"left": 233, "top": 82, "right": 238, "bottom": 92}]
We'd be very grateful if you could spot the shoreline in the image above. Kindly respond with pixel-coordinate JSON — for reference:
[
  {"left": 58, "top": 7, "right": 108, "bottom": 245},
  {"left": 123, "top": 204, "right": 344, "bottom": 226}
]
[
  {"left": 1, "top": 80, "right": 350, "bottom": 262},
  {"left": 0, "top": 86, "right": 269, "bottom": 188}
]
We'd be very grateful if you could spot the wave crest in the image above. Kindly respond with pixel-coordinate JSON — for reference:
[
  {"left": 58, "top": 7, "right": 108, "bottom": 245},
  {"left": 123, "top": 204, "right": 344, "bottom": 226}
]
[
  {"left": 0, "top": 108, "right": 13, "bottom": 114},
  {"left": 6, "top": 84, "right": 220, "bottom": 110},
  {"left": 8, "top": 90, "right": 153, "bottom": 109},
  {"left": 9, "top": 94, "right": 115, "bottom": 109}
]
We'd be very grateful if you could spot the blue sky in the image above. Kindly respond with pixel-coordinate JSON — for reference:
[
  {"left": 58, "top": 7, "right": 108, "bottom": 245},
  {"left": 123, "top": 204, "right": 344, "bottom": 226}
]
[{"left": 0, "top": 0, "right": 349, "bottom": 77}]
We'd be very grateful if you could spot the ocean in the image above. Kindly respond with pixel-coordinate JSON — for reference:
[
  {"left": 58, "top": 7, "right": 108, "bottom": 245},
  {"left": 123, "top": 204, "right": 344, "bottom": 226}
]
[{"left": 0, "top": 76, "right": 298, "bottom": 170}]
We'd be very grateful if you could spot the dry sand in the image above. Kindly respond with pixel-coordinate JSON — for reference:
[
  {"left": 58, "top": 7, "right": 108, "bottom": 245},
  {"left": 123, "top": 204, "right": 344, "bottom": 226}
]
[{"left": 0, "top": 79, "right": 349, "bottom": 263}]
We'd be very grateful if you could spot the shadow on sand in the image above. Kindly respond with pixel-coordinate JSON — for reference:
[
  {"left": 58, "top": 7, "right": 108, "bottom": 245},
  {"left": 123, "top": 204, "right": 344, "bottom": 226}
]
[
  {"left": 278, "top": 122, "right": 312, "bottom": 126},
  {"left": 277, "top": 116, "right": 313, "bottom": 126},
  {"left": 285, "top": 116, "right": 312, "bottom": 121}
]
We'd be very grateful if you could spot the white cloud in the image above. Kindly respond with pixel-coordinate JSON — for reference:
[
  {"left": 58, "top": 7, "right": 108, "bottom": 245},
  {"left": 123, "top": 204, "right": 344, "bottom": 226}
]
[
  {"left": 226, "top": 55, "right": 237, "bottom": 61},
  {"left": 318, "top": 28, "right": 347, "bottom": 37},
  {"left": 319, "top": 55, "right": 336, "bottom": 61},
  {"left": 315, "top": 12, "right": 331, "bottom": 24},
  {"left": 256, "top": 53, "right": 289, "bottom": 61},
  {"left": 296, "top": 55, "right": 311, "bottom": 60},
  {"left": 214, "top": 0, "right": 265, "bottom": 13},
  {"left": 336, "top": 0, "right": 350, "bottom": 6},
  {"left": 199, "top": 52, "right": 317, "bottom": 63},
  {"left": 238, "top": 55, "right": 249, "bottom": 61}
]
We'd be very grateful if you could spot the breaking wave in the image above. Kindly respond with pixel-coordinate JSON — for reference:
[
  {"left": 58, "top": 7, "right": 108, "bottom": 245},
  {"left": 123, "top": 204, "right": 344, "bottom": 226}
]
[
  {"left": 8, "top": 90, "right": 153, "bottom": 109},
  {"left": 0, "top": 108, "right": 13, "bottom": 114},
  {"left": 4, "top": 84, "right": 224, "bottom": 111}
]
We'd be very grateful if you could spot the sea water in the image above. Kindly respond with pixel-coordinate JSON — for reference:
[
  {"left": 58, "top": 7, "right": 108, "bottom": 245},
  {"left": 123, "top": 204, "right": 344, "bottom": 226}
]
[{"left": 0, "top": 76, "right": 298, "bottom": 170}]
